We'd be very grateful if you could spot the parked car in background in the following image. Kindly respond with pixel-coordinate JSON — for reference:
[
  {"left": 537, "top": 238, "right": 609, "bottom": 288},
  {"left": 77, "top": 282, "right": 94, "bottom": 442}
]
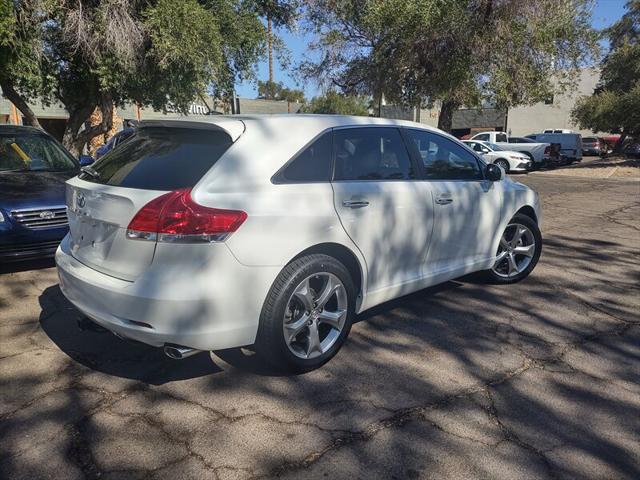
[
  {"left": 527, "top": 132, "right": 583, "bottom": 162},
  {"left": 582, "top": 136, "right": 603, "bottom": 156},
  {"left": 1, "top": 125, "right": 86, "bottom": 262},
  {"left": 471, "top": 131, "right": 550, "bottom": 168},
  {"left": 508, "top": 136, "right": 539, "bottom": 144},
  {"left": 543, "top": 129, "right": 574, "bottom": 134},
  {"left": 462, "top": 140, "right": 531, "bottom": 173},
  {"left": 56, "top": 115, "right": 542, "bottom": 372},
  {"left": 623, "top": 140, "right": 640, "bottom": 158},
  {"left": 95, "top": 127, "right": 135, "bottom": 159}
]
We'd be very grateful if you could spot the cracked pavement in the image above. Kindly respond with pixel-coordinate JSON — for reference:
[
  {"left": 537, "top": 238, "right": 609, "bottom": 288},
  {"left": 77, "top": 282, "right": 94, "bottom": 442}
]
[{"left": 1, "top": 174, "right": 639, "bottom": 479}]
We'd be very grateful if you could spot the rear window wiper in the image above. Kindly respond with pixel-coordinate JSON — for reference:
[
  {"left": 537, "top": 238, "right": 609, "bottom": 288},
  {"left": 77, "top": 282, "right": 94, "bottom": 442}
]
[{"left": 81, "top": 166, "right": 99, "bottom": 178}]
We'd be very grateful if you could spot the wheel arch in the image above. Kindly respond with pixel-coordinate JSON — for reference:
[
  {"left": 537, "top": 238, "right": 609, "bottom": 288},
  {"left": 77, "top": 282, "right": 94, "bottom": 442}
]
[
  {"left": 290, "top": 242, "right": 365, "bottom": 303},
  {"left": 516, "top": 205, "right": 538, "bottom": 223}
]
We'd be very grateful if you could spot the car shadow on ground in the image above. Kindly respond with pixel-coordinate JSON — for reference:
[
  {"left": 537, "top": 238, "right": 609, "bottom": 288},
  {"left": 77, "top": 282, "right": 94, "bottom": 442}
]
[{"left": 38, "top": 280, "right": 464, "bottom": 384}]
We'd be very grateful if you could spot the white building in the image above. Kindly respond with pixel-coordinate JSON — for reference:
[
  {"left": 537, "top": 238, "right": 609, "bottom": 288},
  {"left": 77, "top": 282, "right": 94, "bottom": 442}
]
[{"left": 506, "top": 69, "right": 599, "bottom": 136}]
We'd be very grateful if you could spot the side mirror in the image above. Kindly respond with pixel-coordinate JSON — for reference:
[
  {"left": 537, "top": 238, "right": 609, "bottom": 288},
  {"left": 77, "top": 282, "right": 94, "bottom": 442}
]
[
  {"left": 78, "top": 154, "right": 94, "bottom": 167},
  {"left": 481, "top": 148, "right": 490, "bottom": 154},
  {"left": 486, "top": 163, "right": 503, "bottom": 181}
]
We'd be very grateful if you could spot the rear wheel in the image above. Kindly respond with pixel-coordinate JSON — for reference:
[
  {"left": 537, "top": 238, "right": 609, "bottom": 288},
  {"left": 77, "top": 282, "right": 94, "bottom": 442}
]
[
  {"left": 256, "top": 254, "right": 355, "bottom": 372},
  {"left": 495, "top": 159, "right": 510, "bottom": 173},
  {"left": 483, "top": 213, "right": 542, "bottom": 284}
]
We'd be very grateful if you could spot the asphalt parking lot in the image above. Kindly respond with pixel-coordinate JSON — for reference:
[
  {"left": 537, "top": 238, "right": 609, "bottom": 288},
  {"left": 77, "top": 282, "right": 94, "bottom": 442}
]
[{"left": 1, "top": 172, "right": 639, "bottom": 479}]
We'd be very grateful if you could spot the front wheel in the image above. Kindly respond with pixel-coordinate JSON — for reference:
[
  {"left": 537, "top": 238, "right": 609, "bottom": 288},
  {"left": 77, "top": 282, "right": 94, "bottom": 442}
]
[
  {"left": 483, "top": 213, "right": 542, "bottom": 284},
  {"left": 255, "top": 254, "right": 355, "bottom": 372},
  {"left": 495, "top": 159, "right": 510, "bottom": 173}
]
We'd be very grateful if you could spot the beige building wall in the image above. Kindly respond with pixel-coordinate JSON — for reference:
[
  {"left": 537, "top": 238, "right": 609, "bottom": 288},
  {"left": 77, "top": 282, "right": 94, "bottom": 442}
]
[{"left": 507, "top": 69, "right": 599, "bottom": 136}]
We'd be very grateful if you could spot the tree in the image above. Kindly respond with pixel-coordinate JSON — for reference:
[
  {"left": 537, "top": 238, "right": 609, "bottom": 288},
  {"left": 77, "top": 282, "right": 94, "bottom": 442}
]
[
  {"left": 302, "top": 91, "right": 369, "bottom": 115},
  {"left": 257, "top": 80, "right": 305, "bottom": 102},
  {"left": 302, "top": 0, "right": 598, "bottom": 132},
  {"left": 572, "top": 1, "right": 640, "bottom": 150},
  {"left": 253, "top": 1, "right": 300, "bottom": 84},
  {"left": 0, "top": 0, "right": 267, "bottom": 155}
]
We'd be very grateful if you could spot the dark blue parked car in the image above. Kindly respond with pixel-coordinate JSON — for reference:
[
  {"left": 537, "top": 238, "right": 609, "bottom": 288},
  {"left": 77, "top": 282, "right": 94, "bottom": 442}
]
[
  {"left": 0, "top": 126, "right": 91, "bottom": 262},
  {"left": 95, "top": 127, "right": 135, "bottom": 159}
]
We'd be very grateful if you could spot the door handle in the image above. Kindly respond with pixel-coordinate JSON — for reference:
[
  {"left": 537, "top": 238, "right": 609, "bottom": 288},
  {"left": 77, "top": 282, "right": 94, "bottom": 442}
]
[
  {"left": 435, "top": 196, "right": 453, "bottom": 205},
  {"left": 342, "top": 200, "right": 370, "bottom": 208}
]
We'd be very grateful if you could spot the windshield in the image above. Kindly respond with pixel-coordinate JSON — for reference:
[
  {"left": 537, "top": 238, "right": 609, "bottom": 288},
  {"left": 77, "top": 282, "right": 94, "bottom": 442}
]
[
  {"left": 486, "top": 142, "right": 503, "bottom": 151},
  {"left": 0, "top": 132, "right": 78, "bottom": 172}
]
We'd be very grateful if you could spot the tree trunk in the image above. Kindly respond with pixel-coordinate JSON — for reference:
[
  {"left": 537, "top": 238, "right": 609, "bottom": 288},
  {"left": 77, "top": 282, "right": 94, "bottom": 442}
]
[
  {"left": 62, "top": 94, "right": 114, "bottom": 157},
  {"left": 437, "top": 99, "right": 458, "bottom": 133},
  {"left": 267, "top": 16, "right": 273, "bottom": 84},
  {"left": 0, "top": 79, "right": 42, "bottom": 129}
]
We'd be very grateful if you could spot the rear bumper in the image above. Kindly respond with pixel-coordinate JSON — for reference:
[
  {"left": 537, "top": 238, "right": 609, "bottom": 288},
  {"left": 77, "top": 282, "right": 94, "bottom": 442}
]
[{"left": 55, "top": 235, "right": 280, "bottom": 351}]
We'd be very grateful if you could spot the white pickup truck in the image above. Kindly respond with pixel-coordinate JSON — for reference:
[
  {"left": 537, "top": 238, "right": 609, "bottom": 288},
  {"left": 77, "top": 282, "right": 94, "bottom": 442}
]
[{"left": 470, "top": 131, "right": 550, "bottom": 167}]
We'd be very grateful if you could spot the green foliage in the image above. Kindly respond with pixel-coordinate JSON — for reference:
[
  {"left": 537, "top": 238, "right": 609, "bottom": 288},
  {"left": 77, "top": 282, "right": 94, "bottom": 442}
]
[
  {"left": 0, "top": 0, "right": 269, "bottom": 153},
  {"left": 572, "top": 85, "right": 640, "bottom": 135},
  {"left": 302, "top": 91, "right": 369, "bottom": 115},
  {"left": 0, "top": 0, "right": 50, "bottom": 100},
  {"left": 572, "top": 1, "right": 640, "bottom": 137},
  {"left": 257, "top": 80, "right": 305, "bottom": 102},
  {"left": 302, "top": 0, "right": 599, "bottom": 130}
]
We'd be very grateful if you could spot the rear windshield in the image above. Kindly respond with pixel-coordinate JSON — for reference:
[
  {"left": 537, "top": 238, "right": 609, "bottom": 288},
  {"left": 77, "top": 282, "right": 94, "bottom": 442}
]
[
  {"left": 79, "top": 128, "right": 232, "bottom": 190},
  {"left": 583, "top": 137, "right": 597, "bottom": 142}
]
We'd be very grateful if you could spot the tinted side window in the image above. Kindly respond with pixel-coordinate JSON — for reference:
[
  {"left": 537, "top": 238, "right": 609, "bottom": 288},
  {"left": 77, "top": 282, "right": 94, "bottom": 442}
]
[
  {"left": 333, "top": 128, "right": 414, "bottom": 181},
  {"left": 496, "top": 133, "right": 508, "bottom": 142},
  {"left": 474, "top": 133, "right": 490, "bottom": 141},
  {"left": 79, "top": 128, "right": 232, "bottom": 190},
  {"left": 467, "top": 142, "right": 485, "bottom": 153},
  {"left": 278, "top": 131, "right": 332, "bottom": 182},
  {"left": 407, "top": 130, "right": 483, "bottom": 180}
]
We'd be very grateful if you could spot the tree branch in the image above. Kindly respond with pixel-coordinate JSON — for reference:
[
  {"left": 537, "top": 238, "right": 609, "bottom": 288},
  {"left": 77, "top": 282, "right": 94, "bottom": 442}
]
[{"left": 0, "top": 79, "right": 42, "bottom": 129}]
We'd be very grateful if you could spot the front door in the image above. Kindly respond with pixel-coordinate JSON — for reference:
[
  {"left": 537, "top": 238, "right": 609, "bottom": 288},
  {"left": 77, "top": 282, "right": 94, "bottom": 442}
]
[
  {"left": 331, "top": 127, "right": 434, "bottom": 295},
  {"left": 404, "top": 129, "right": 502, "bottom": 276}
]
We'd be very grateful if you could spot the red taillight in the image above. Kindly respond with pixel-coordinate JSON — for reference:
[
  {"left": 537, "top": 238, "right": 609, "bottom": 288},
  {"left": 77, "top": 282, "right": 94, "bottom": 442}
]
[{"left": 127, "top": 189, "right": 247, "bottom": 242}]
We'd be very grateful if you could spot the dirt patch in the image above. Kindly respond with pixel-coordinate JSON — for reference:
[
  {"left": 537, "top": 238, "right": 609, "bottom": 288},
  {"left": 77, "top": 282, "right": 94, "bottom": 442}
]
[{"left": 532, "top": 156, "right": 639, "bottom": 179}]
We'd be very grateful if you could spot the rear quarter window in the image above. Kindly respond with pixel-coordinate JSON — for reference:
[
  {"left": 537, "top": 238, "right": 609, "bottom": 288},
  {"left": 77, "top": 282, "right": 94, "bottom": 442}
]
[
  {"left": 273, "top": 131, "right": 333, "bottom": 183},
  {"left": 79, "top": 128, "right": 232, "bottom": 190}
]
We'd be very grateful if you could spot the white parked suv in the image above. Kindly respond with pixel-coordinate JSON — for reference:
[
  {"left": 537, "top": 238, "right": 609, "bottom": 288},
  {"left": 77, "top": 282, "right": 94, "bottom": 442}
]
[{"left": 56, "top": 115, "right": 542, "bottom": 371}]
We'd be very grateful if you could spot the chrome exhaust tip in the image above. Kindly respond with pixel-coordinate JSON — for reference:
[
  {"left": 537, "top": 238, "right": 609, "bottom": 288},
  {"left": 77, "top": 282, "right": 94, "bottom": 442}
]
[{"left": 163, "top": 344, "right": 201, "bottom": 360}]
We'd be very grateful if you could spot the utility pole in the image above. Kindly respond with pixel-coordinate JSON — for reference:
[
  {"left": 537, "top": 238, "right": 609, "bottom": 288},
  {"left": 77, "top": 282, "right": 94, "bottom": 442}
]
[{"left": 267, "top": 16, "right": 274, "bottom": 84}]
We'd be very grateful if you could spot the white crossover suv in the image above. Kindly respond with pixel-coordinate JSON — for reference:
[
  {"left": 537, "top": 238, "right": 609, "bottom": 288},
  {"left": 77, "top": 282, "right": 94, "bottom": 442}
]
[{"left": 56, "top": 115, "right": 542, "bottom": 371}]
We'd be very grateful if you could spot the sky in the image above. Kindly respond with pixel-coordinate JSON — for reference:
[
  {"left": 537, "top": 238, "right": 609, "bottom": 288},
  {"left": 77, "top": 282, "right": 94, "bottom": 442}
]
[{"left": 235, "top": 0, "right": 630, "bottom": 100}]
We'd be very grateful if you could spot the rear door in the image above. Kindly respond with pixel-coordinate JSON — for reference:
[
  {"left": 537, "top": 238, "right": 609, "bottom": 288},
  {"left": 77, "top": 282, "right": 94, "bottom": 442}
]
[
  {"left": 331, "top": 127, "right": 434, "bottom": 293},
  {"left": 404, "top": 129, "right": 502, "bottom": 275},
  {"left": 66, "top": 125, "right": 238, "bottom": 281}
]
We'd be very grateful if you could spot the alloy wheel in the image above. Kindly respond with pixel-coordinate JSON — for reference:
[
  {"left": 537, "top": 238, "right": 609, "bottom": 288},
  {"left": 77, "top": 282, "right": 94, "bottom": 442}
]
[
  {"left": 283, "top": 272, "right": 348, "bottom": 359},
  {"left": 496, "top": 159, "right": 510, "bottom": 172},
  {"left": 491, "top": 223, "right": 536, "bottom": 278}
]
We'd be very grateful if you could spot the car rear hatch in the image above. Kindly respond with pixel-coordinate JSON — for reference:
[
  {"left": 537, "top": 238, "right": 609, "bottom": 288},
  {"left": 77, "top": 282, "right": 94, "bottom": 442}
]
[{"left": 66, "top": 119, "right": 244, "bottom": 281}]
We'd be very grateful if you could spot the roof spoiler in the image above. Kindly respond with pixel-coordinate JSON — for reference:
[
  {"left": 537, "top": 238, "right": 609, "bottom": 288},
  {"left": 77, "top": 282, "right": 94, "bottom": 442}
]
[{"left": 135, "top": 118, "right": 246, "bottom": 142}]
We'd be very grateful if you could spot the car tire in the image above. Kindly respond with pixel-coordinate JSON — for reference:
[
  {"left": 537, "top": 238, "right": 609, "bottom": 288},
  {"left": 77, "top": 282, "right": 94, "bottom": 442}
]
[
  {"left": 482, "top": 213, "right": 542, "bottom": 285},
  {"left": 495, "top": 159, "right": 510, "bottom": 173},
  {"left": 255, "top": 254, "right": 356, "bottom": 372}
]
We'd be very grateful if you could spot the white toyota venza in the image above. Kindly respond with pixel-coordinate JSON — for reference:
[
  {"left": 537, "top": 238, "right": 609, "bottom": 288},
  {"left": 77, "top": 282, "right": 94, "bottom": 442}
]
[{"left": 56, "top": 115, "right": 542, "bottom": 371}]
